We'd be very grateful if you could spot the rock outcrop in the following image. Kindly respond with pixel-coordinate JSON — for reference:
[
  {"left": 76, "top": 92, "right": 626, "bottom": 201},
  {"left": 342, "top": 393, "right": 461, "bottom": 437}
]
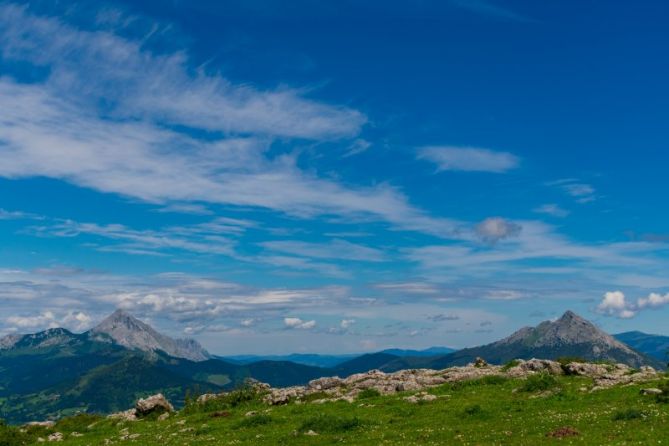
[
  {"left": 135, "top": 393, "right": 174, "bottom": 416},
  {"left": 108, "top": 393, "right": 174, "bottom": 421},
  {"left": 82, "top": 357, "right": 667, "bottom": 429},
  {"left": 193, "top": 357, "right": 663, "bottom": 408}
]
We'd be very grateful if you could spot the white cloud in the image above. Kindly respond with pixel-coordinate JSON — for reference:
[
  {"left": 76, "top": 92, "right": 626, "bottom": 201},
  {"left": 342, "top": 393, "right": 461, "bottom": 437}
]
[
  {"left": 417, "top": 146, "right": 519, "bottom": 173},
  {"left": 342, "top": 139, "right": 372, "bottom": 157},
  {"left": 29, "top": 219, "right": 237, "bottom": 257},
  {"left": 475, "top": 217, "right": 521, "bottom": 244},
  {"left": 484, "top": 289, "right": 526, "bottom": 300},
  {"left": 0, "top": 4, "right": 460, "bottom": 239},
  {"left": 0, "top": 208, "right": 40, "bottom": 220},
  {"left": 6, "top": 310, "right": 92, "bottom": 331},
  {"left": 374, "top": 282, "right": 440, "bottom": 295},
  {"left": 596, "top": 290, "right": 669, "bottom": 319},
  {"left": 156, "top": 204, "right": 214, "bottom": 216},
  {"left": 406, "top": 221, "right": 669, "bottom": 290},
  {"left": 284, "top": 317, "right": 316, "bottom": 330},
  {"left": 596, "top": 291, "right": 630, "bottom": 317},
  {"left": 0, "top": 4, "right": 364, "bottom": 140},
  {"left": 340, "top": 319, "right": 355, "bottom": 329},
  {"left": 240, "top": 318, "right": 256, "bottom": 327},
  {"left": 548, "top": 179, "right": 596, "bottom": 203},
  {"left": 637, "top": 292, "right": 669, "bottom": 309},
  {"left": 533, "top": 204, "right": 570, "bottom": 218},
  {"left": 254, "top": 255, "right": 348, "bottom": 278}
]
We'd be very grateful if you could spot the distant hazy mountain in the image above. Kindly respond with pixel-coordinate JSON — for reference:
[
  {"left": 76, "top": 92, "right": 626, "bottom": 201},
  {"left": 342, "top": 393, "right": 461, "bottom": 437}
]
[
  {"left": 220, "top": 353, "right": 358, "bottom": 368},
  {"left": 89, "top": 310, "right": 210, "bottom": 362},
  {"left": 615, "top": 331, "right": 669, "bottom": 362},
  {"left": 220, "top": 347, "right": 455, "bottom": 369},
  {"left": 380, "top": 346, "right": 456, "bottom": 357},
  {"left": 426, "top": 311, "right": 662, "bottom": 370}
]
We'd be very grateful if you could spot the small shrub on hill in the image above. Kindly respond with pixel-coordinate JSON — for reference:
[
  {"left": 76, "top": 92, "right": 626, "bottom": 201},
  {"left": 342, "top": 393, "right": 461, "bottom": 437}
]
[
  {"left": 357, "top": 388, "right": 381, "bottom": 399},
  {"left": 448, "top": 375, "right": 508, "bottom": 391},
  {"left": 54, "top": 413, "right": 104, "bottom": 433},
  {"left": 556, "top": 356, "right": 586, "bottom": 375},
  {"left": 234, "top": 414, "right": 273, "bottom": 429},
  {"left": 183, "top": 382, "right": 262, "bottom": 415},
  {"left": 0, "top": 419, "right": 30, "bottom": 446},
  {"left": 300, "top": 391, "right": 329, "bottom": 403},
  {"left": 519, "top": 373, "right": 560, "bottom": 392},
  {"left": 501, "top": 360, "right": 521, "bottom": 371},
  {"left": 298, "top": 414, "right": 362, "bottom": 434},
  {"left": 462, "top": 404, "right": 484, "bottom": 416},
  {"left": 612, "top": 408, "right": 647, "bottom": 421},
  {"left": 656, "top": 380, "right": 669, "bottom": 404}
]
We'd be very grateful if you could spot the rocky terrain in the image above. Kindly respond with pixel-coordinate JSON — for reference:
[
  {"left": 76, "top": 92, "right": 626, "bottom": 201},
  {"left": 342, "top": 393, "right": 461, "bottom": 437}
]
[{"left": 200, "top": 357, "right": 662, "bottom": 407}]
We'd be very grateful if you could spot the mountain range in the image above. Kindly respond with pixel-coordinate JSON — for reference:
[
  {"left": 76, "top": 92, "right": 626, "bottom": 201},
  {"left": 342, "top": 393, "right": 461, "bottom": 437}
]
[
  {"left": 220, "top": 347, "right": 456, "bottom": 368},
  {"left": 0, "top": 309, "right": 665, "bottom": 423},
  {"left": 614, "top": 331, "right": 669, "bottom": 362}
]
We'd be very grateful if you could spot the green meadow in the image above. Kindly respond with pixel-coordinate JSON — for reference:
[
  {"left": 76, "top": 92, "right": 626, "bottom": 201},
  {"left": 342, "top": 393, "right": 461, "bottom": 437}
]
[{"left": 2, "top": 374, "right": 668, "bottom": 445}]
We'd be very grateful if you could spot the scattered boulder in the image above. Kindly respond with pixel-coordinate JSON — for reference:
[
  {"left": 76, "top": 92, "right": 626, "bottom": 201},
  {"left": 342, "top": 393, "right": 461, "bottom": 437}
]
[
  {"left": 196, "top": 393, "right": 219, "bottom": 404},
  {"left": 107, "top": 409, "right": 138, "bottom": 422},
  {"left": 26, "top": 421, "right": 55, "bottom": 428},
  {"left": 47, "top": 432, "right": 63, "bottom": 442},
  {"left": 263, "top": 386, "right": 305, "bottom": 405},
  {"left": 404, "top": 392, "right": 438, "bottom": 404},
  {"left": 640, "top": 388, "right": 663, "bottom": 396},
  {"left": 506, "top": 359, "right": 563, "bottom": 377},
  {"left": 308, "top": 376, "right": 343, "bottom": 391},
  {"left": 135, "top": 393, "right": 174, "bottom": 417}
]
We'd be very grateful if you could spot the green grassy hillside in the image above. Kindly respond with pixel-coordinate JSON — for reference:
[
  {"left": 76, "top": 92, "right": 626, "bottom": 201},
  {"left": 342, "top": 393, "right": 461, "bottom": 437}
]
[{"left": 2, "top": 372, "right": 668, "bottom": 445}]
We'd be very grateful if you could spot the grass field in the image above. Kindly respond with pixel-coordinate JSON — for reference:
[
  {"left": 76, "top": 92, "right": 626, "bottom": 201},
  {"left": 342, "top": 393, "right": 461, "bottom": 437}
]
[{"left": 2, "top": 374, "right": 668, "bottom": 445}]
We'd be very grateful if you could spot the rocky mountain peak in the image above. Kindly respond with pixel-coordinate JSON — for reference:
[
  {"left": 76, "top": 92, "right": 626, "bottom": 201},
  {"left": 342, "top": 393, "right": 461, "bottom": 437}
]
[
  {"left": 438, "top": 310, "right": 662, "bottom": 370},
  {"left": 95, "top": 309, "right": 152, "bottom": 334},
  {"left": 89, "top": 309, "right": 210, "bottom": 362},
  {"left": 531, "top": 310, "right": 614, "bottom": 347}
]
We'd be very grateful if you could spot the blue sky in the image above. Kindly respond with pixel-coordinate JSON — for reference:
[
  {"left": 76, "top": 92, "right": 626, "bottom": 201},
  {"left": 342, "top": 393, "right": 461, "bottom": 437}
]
[{"left": 0, "top": 0, "right": 668, "bottom": 354}]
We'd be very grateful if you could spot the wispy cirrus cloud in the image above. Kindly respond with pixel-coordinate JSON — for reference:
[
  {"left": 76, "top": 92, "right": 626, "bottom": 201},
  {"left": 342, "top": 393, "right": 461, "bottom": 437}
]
[
  {"left": 406, "top": 221, "right": 669, "bottom": 288},
  {"left": 417, "top": 146, "right": 520, "bottom": 173},
  {"left": 27, "top": 219, "right": 238, "bottom": 257},
  {"left": 0, "top": 3, "right": 460, "bottom": 240},
  {"left": 260, "top": 239, "right": 386, "bottom": 262},
  {"left": 0, "top": 208, "right": 42, "bottom": 220},
  {"left": 547, "top": 179, "right": 597, "bottom": 203},
  {"left": 533, "top": 203, "right": 570, "bottom": 218}
]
